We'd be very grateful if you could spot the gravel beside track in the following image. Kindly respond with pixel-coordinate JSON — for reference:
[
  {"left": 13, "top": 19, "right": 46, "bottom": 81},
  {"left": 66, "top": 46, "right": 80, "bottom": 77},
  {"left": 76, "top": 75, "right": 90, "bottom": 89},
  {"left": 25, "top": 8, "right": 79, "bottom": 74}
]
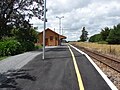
[{"left": 92, "top": 58, "right": 120, "bottom": 89}]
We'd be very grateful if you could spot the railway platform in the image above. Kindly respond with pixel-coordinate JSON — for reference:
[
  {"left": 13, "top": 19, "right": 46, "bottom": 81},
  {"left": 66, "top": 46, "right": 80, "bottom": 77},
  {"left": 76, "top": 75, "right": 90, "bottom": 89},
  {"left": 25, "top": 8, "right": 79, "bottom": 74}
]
[{"left": 0, "top": 44, "right": 118, "bottom": 90}]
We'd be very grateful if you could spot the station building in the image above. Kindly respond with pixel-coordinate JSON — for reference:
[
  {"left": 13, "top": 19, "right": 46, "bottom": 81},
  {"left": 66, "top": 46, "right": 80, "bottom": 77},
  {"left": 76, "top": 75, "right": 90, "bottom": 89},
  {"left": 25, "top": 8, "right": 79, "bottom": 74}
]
[{"left": 37, "top": 28, "right": 66, "bottom": 46}]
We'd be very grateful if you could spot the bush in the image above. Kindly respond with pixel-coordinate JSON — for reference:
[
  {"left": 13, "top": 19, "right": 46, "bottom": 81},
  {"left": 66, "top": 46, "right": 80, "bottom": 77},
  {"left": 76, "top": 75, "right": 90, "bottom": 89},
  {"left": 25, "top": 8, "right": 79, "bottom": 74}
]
[
  {"left": 89, "top": 34, "right": 102, "bottom": 42},
  {"left": 35, "top": 45, "right": 43, "bottom": 50},
  {"left": 0, "top": 36, "right": 36, "bottom": 57},
  {"left": 35, "top": 45, "right": 39, "bottom": 49},
  {"left": 98, "top": 41, "right": 108, "bottom": 44},
  {"left": 20, "top": 41, "right": 35, "bottom": 52},
  {"left": 0, "top": 40, "right": 22, "bottom": 56},
  {"left": 0, "top": 42, "right": 5, "bottom": 56},
  {"left": 0, "top": 37, "right": 16, "bottom": 42}
]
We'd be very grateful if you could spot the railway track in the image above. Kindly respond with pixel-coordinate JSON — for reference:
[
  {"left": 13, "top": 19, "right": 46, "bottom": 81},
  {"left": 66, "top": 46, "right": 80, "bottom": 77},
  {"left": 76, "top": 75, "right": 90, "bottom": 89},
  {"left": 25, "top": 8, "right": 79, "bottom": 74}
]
[{"left": 72, "top": 44, "right": 120, "bottom": 73}]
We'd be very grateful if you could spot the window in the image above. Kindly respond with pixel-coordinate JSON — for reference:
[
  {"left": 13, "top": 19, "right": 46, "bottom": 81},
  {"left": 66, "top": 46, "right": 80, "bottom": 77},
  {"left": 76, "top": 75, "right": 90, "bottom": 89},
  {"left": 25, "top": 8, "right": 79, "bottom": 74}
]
[{"left": 50, "top": 36, "right": 53, "bottom": 40}]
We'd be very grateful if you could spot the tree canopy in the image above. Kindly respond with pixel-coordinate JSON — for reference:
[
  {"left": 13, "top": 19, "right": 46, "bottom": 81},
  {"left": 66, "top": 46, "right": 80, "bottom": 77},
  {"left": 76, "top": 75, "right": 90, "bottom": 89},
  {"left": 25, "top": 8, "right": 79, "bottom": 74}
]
[
  {"left": 80, "top": 27, "right": 88, "bottom": 42},
  {"left": 89, "top": 23, "right": 120, "bottom": 44},
  {"left": 100, "top": 27, "right": 110, "bottom": 41},
  {"left": 89, "top": 34, "right": 102, "bottom": 42},
  {"left": 107, "top": 24, "right": 120, "bottom": 44},
  {"left": 0, "top": 0, "right": 44, "bottom": 56},
  {"left": 0, "top": 0, "right": 44, "bottom": 39}
]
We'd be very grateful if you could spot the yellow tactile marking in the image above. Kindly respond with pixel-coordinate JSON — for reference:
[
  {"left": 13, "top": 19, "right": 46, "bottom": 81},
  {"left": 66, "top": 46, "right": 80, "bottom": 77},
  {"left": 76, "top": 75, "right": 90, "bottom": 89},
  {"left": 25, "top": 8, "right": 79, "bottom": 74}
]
[{"left": 68, "top": 45, "right": 84, "bottom": 90}]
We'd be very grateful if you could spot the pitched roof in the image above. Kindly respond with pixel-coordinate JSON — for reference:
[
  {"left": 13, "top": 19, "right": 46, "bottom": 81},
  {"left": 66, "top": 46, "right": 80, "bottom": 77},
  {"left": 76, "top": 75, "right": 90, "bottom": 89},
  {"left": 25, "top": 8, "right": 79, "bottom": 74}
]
[
  {"left": 60, "top": 35, "right": 66, "bottom": 39},
  {"left": 38, "top": 28, "right": 66, "bottom": 39},
  {"left": 39, "top": 28, "right": 59, "bottom": 35}
]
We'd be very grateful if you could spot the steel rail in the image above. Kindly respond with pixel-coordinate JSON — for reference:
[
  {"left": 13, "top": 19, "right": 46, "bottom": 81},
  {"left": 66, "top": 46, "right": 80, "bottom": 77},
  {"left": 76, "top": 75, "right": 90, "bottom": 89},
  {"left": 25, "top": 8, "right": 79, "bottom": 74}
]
[{"left": 72, "top": 44, "right": 120, "bottom": 73}]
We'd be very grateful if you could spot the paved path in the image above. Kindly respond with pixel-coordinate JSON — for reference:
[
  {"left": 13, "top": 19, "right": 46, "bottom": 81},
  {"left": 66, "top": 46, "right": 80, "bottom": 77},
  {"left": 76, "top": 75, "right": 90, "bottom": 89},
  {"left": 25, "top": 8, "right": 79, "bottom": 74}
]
[
  {"left": 0, "top": 51, "right": 42, "bottom": 73},
  {"left": 16, "top": 45, "right": 79, "bottom": 90},
  {"left": 0, "top": 46, "right": 58, "bottom": 73},
  {"left": 0, "top": 45, "right": 118, "bottom": 90}
]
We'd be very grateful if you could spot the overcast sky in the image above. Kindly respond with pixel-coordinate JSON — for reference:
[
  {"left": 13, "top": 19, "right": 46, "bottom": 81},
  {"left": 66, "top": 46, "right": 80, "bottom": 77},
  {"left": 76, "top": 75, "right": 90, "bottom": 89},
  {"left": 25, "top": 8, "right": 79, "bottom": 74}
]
[{"left": 30, "top": 0, "right": 120, "bottom": 41}]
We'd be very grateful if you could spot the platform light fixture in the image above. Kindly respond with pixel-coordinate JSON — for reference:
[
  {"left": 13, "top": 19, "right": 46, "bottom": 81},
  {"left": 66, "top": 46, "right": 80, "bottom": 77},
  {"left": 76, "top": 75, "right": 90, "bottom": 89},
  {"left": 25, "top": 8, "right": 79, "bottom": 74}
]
[{"left": 56, "top": 16, "right": 64, "bottom": 35}]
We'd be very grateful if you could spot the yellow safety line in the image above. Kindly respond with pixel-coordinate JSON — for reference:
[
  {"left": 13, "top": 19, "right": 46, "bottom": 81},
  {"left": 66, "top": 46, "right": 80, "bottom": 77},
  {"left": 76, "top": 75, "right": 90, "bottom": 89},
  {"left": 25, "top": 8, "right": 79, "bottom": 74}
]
[{"left": 68, "top": 45, "right": 84, "bottom": 90}]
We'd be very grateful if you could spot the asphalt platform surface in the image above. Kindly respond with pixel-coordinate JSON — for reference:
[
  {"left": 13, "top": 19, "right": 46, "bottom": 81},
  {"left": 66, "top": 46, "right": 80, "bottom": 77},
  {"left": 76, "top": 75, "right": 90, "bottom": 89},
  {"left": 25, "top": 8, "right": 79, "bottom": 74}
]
[{"left": 0, "top": 45, "right": 112, "bottom": 90}]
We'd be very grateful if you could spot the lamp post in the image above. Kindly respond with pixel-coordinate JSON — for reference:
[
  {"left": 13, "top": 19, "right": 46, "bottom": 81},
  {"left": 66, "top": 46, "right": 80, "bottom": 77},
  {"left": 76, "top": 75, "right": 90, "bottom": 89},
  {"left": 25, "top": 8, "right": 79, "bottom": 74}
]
[
  {"left": 43, "top": 0, "right": 46, "bottom": 59},
  {"left": 56, "top": 16, "right": 64, "bottom": 35},
  {"left": 56, "top": 16, "right": 64, "bottom": 45}
]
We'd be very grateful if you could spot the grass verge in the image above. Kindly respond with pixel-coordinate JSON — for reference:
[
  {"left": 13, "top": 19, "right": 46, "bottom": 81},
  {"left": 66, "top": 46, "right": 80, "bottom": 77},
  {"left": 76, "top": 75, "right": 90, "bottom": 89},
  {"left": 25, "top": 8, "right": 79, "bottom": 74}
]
[{"left": 0, "top": 56, "right": 8, "bottom": 61}]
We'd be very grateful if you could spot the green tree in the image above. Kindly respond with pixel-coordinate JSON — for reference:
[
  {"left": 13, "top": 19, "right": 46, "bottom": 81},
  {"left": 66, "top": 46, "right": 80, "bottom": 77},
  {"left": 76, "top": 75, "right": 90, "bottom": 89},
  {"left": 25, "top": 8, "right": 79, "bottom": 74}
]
[
  {"left": 100, "top": 27, "right": 110, "bottom": 41},
  {"left": 0, "top": 0, "right": 44, "bottom": 39},
  {"left": 13, "top": 21, "right": 38, "bottom": 43},
  {"left": 80, "top": 27, "right": 88, "bottom": 42},
  {"left": 89, "top": 34, "right": 102, "bottom": 42},
  {"left": 107, "top": 24, "right": 120, "bottom": 44}
]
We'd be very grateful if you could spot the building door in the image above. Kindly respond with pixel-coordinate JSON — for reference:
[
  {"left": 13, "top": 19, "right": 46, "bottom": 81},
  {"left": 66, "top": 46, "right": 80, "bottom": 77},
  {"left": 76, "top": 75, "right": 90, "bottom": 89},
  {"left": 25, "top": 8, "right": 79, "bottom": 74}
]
[
  {"left": 55, "top": 37, "right": 58, "bottom": 46},
  {"left": 45, "top": 38, "right": 48, "bottom": 46}
]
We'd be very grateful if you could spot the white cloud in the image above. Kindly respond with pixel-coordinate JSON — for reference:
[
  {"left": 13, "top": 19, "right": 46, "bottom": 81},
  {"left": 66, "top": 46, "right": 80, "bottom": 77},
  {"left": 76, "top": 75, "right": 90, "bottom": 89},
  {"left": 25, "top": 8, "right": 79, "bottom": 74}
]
[{"left": 30, "top": 0, "right": 120, "bottom": 41}]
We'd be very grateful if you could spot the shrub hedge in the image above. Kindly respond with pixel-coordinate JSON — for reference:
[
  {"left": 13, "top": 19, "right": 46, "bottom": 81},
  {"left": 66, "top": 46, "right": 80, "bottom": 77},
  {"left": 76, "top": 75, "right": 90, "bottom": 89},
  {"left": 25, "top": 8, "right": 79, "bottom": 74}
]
[
  {"left": 20, "top": 41, "right": 35, "bottom": 52},
  {"left": 0, "top": 39, "right": 35, "bottom": 57},
  {"left": 0, "top": 40, "right": 21, "bottom": 56}
]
